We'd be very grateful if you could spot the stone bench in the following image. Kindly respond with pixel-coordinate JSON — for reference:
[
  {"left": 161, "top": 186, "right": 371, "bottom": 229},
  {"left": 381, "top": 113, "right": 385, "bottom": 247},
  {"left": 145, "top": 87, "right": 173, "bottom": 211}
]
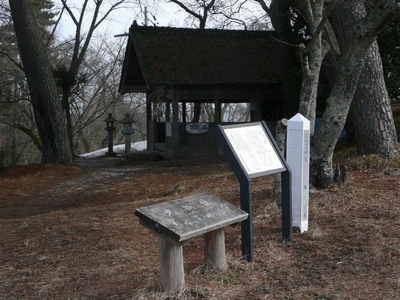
[{"left": 135, "top": 192, "right": 248, "bottom": 291}]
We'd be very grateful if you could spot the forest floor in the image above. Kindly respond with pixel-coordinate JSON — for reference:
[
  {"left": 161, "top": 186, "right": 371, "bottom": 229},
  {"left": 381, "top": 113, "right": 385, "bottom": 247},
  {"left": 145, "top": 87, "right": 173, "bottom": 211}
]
[{"left": 1, "top": 106, "right": 400, "bottom": 300}]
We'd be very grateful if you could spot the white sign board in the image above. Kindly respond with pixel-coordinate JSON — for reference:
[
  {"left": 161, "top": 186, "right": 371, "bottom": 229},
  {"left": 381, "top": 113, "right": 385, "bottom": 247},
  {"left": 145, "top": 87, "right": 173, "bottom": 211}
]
[{"left": 223, "top": 123, "right": 286, "bottom": 178}]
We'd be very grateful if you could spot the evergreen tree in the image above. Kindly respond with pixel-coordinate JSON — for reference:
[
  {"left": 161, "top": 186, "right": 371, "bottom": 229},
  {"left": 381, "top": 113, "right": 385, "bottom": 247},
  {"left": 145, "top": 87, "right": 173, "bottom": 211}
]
[{"left": 378, "top": 17, "right": 400, "bottom": 102}]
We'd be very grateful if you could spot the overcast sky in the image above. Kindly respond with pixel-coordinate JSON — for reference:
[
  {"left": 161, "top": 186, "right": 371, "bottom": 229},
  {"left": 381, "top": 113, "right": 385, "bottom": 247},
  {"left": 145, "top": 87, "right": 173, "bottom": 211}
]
[
  {"left": 57, "top": 1, "right": 189, "bottom": 39},
  {"left": 57, "top": 1, "right": 266, "bottom": 39}
]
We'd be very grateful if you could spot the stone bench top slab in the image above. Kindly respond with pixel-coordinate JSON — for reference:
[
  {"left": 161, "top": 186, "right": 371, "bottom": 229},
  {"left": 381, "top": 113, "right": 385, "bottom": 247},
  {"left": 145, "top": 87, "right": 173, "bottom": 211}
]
[{"left": 135, "top": 192, "right": 248, "bottom": 245}]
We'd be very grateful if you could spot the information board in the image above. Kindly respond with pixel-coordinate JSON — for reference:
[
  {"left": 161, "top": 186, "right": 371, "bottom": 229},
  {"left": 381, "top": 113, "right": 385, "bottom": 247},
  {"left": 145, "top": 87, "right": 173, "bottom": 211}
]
[
  {"left": 222, "top": 123, "right": 286, "bottom": 178},
  {"left": 214, "top": 121, "right": 292, "bottom": 262}
]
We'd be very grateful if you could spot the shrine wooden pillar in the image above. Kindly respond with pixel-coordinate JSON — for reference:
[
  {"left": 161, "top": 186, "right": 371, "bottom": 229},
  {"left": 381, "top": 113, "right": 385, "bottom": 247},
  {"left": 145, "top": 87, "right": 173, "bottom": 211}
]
[
  {"left": 172, "top": 92, "right": 180, "bottom": 156},
  {"left": 215, "top": 88, "right": 221, "bottom": 123}
]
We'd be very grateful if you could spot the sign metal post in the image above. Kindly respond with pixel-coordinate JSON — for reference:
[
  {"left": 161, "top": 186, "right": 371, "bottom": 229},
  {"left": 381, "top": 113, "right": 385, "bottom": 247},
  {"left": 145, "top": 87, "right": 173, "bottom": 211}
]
[{"left": 214, "top": 121, "right": 292, "bottom": 262}]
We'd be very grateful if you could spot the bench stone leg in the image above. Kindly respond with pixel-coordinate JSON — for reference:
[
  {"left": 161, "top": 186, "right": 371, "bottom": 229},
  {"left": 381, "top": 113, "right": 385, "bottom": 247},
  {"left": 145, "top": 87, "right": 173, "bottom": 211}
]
[
  {"left": 158, "top": 236, "right": 184, "bottom": 291},
  {"left": 204, "top": 228, "right": 227, "bottom": 270}
]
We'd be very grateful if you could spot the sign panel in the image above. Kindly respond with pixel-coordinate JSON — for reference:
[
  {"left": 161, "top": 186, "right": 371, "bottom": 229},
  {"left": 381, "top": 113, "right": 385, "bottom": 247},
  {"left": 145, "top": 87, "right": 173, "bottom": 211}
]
[
  {"left": 215, "top": 121, "right": 292, "bottom": 262},
  {"left": 222, "top": 123, "right": 286, "bottom": 178}
]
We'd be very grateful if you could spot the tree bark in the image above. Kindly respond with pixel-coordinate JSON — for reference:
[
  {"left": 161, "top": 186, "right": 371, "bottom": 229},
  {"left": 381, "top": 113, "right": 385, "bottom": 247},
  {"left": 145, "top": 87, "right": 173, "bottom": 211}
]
[
  {"left": 352, "top": 42, "right": 398, "bottom": 157},
  {"left": 329, "top": 1, "right": 399, "bottom": 158},
  {"left": 311, "top": 0, "right": 400, "bottom": 188},
  {"left": 9, "top": 0, "right": 73, "bottom": 164},
  {"left": 311, "top": 39, "right": 370, "bottom": 187}
]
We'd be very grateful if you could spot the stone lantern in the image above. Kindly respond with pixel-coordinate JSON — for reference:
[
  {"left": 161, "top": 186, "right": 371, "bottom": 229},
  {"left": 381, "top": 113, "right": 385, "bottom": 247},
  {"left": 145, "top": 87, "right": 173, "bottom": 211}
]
[
  {"left": 120, "top": 113, "right": 135, "bottom": 156},
  {"left": 104, "top": 113, "right": 117, "bottom": 156}
]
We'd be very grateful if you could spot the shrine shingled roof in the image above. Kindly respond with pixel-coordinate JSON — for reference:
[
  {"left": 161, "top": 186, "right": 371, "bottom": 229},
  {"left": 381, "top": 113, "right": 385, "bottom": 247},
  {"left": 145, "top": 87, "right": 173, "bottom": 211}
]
[{"left": 119, "top": 24, "right": 284, "bottom": 94}]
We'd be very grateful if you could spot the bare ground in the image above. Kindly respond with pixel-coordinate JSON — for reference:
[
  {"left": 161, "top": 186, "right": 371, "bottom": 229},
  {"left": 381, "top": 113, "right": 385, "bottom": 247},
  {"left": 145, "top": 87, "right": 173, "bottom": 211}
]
[{"left": 1, "top": 107, "right": 400, "bottom": 299}]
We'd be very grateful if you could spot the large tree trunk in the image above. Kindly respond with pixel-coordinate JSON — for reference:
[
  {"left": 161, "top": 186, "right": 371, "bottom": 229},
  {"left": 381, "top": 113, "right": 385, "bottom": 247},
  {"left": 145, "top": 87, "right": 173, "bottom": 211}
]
[
  {"left": 298, "top": 41, "right": 326, "bottom": 133},
  {"left": 330, "top": 0, "right": 399, "bottom": 158},
  {"left": 310, "top": 0, "right": 399, "bottom": 188},
  {"left": 61, "top": 88, "right": 74, "bottom": 156},
  {"left": 311, "top": 39, "right": 370, "bottom": 187},
  {"left": 352, "top": 43, "right": 398, "bottom": 157},
  {"left": 9, "top": 0, "right": 73, "bottom": 164}
]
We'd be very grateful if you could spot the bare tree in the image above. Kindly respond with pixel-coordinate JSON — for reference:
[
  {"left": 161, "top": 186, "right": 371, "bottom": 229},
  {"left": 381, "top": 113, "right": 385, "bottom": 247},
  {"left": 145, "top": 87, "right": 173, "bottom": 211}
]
[
  {"left": 53, "top": 0, "right": 138, "bottom": 155},
  {"left": 256, "top": 0, "right": 399, "bottom": 187},
  {"left": 310, "top": 1, "right": 399, "bottom": 187},
  {"left": 67, "top": 36, "right": 125, "bottom": 153},
  {"left": 2, "top": 1, "right": 148, "bottom": 164}
]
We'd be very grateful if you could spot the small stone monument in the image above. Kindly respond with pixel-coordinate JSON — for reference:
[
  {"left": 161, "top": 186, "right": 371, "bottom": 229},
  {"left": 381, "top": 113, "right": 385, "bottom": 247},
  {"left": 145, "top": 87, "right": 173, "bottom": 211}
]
[
  {"left": 135, "top": 192, "right": 248, "bottom": 291},
  {"left": 287, "top": 113, "right": 310, "bottom": 232},
  {"left": 120, "top": 113, "right": 135, "bottom": 156}
]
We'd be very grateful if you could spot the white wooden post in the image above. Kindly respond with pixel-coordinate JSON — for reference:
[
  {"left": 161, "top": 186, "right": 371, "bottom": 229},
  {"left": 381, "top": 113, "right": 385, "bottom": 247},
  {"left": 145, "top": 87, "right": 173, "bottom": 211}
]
[{"left": 287, "top": 113, "right": 310, "bottom": 232}]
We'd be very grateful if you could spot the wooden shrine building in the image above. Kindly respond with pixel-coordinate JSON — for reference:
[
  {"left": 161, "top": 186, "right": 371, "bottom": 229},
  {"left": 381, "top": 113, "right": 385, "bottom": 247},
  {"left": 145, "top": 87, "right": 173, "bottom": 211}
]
[{"left": 119, "top": 24, "right": 286, "bottom": 158}]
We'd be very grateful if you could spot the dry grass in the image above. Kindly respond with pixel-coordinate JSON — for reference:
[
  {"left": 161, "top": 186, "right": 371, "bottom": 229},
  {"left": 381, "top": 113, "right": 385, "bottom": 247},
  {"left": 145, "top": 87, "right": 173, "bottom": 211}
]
[
  {"left": 0, "top": 145, "right": 400, "bottom": 299},
  {"left": 334, "top": 146, "right": 400, "bottom": 172}
]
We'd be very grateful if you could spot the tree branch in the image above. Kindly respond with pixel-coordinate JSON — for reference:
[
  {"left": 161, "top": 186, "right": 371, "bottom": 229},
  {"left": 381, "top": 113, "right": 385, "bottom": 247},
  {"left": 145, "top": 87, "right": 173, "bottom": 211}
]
[
  {"left": 0, "top": 50, "right": 24, "bottom": 71},
  {"left": 60, "top": 0, "right": 79, "bottom": 26},
  {"left": 303, "top": 0, "right": 336, "bottom": 55},
  {"left": 252, "top": 0, "right": 271, "bottom": 15},
  {"left": 168, "top": 0, "right": 203, "bottom": 21}
]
